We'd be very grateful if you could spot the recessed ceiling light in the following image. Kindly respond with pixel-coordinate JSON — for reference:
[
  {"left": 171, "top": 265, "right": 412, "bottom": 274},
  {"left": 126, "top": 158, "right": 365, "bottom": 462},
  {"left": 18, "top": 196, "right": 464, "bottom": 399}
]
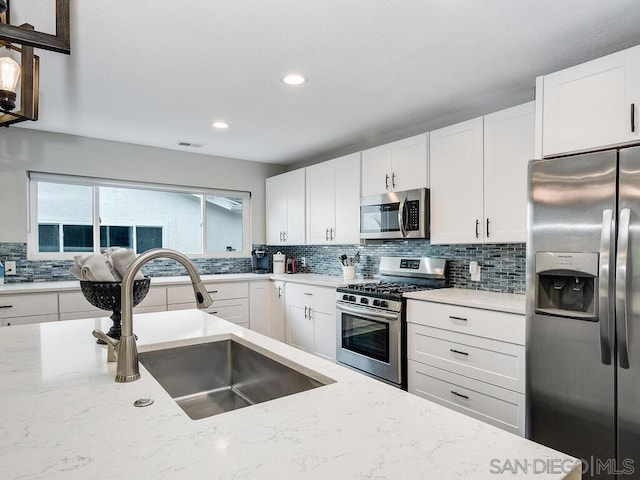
[
  {"left": 282, "top": 74, "right": 306, "bottom": 86},
  {"left": 212, "top": 121, "right": 229, "bottom": 129}
]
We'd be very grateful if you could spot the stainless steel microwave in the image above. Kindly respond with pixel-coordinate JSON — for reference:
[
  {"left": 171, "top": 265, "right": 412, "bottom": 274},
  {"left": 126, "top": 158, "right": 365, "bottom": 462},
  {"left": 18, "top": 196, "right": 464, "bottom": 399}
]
[{"left": 360, "top": 188, "right": 430, "bottom": 240}]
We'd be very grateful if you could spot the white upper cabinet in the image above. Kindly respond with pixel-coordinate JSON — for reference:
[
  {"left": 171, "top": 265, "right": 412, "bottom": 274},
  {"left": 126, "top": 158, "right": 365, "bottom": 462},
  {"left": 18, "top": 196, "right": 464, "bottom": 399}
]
[
  {"left": 483, "top": 102, "right": 535, "bottom": 243},
  {"left": 266, "top": 169, "right": 306, "bottom": 245},
  {"left": 306, "top": 152, "right": 361, "bottom": 244},
  {"left": 361, "top": 133, "right": 429, "bottom": 196},
  {"left": 430, "top": 102, "right": 534, "bottom": 245},
  {"left": 541, "top": 44, "right": 640, "bottom": 157},
  {"left": 430, "top": 117, "right": 484, "bottom": 245}
]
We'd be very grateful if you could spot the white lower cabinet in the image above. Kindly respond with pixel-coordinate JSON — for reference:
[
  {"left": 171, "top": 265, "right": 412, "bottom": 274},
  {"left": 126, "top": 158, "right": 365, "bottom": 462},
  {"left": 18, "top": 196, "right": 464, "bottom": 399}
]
[
  {"left": 285, "top": 282, "right": 336, "bottom": 362},
  {"left": 0, "top": 293, "right": 59, "bottom": 326},
  {"left": 167, "top": 282, "right": 249, "bottom": 327},
  {"left": 407, "top": 299, "right": 526, "bottom": 436}
]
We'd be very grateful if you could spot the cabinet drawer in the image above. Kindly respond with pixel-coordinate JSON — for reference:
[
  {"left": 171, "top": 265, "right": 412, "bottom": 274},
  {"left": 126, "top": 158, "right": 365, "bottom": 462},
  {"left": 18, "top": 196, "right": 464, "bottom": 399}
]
[
  {"left": 205, "top": 298, "right": 249, "bottom": 327},
  {"left": 3, "top": 314, "right": 59, "bottom": 326},
  {"left": 286, "top": 283, "right": 335, "bottom": 307},
  {"left": 408, "top": 323, "right": 525, "bottom": 393},
  {"left": 136, "top": 286, "right": 166, "bottom": 308},
  {"left": 408, "top": 361, "right": 525, "bottom": 436},
  {"left": 0, "top": 294, "right": 58, "bottom": 319},
  {"left": 167, "top": 282, "right": 248, "bottom": 304},
  {"left": 59, "top": 291, "right": 102, "bottom": 313},
  {"left": 406, "top": 300, "right": 525, "bottom": 345}
]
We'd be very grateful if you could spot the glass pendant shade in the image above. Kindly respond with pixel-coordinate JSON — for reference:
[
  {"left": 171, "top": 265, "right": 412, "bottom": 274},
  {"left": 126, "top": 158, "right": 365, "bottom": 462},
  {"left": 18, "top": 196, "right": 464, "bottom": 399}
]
[{"left": 0, "top": 56, "right": 20, "bottom": 111}]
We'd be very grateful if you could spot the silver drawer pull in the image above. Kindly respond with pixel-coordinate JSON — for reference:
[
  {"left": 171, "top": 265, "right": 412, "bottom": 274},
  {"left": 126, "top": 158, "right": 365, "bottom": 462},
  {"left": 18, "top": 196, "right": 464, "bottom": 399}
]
[
  {"left": 450, "top": 349, "right": 469, "bottom": 356},
  {"left": 0, "top": 305, "right": 13, "bottom": 309},
  {"left": 304, "top": 292, "right": 313, "bottom": 296},
  {"left": 207, "top": 290, "right": 218, "bottom": 294},
  {"left": 450, "top": 390, "right": 469, "bottom": 400},
  {"left": 449, "top": 315, "right": 468, "bottom": 322}
]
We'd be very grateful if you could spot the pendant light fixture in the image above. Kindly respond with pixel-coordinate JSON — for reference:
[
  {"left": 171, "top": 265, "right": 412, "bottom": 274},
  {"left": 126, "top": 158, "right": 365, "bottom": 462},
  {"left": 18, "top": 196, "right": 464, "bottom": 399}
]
[{"left": 0, "top": 0, "right": 69, "bottom": 127}]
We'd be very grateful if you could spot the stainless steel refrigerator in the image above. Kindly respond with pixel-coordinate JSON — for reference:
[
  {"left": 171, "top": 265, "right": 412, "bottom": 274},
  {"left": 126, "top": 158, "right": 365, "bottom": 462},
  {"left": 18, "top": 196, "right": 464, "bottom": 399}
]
[{"left": 527, "top": 146, "right": 640, "bottom": 479}]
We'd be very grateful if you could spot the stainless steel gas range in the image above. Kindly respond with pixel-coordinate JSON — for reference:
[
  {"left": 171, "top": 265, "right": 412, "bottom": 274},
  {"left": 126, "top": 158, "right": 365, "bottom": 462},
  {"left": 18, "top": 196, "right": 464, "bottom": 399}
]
[{"left": 336, "top": 257, "right": 447, "bottom": 389}]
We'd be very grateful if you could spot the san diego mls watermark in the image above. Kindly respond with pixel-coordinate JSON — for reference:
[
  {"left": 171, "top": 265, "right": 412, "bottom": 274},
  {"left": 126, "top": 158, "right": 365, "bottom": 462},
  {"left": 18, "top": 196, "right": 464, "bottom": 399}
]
[{"left": 489, "top": 456, "right": 635, "bottom": 476}]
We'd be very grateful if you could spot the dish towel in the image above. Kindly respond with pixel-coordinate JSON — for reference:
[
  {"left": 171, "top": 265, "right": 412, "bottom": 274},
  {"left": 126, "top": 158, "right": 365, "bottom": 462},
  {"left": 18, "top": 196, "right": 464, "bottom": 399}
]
[
  {"left": 106, "top": 248, "right": 145, "bottom": 280},
  {"left": 76, "top": 254, "right": 119, "bottom": 282}
]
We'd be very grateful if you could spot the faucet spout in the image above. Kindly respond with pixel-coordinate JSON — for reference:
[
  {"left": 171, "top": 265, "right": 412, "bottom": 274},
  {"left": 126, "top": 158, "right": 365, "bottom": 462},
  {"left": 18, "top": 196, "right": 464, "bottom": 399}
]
[{"left": 107, "top": 248, "right": 213, "bottom": 383}]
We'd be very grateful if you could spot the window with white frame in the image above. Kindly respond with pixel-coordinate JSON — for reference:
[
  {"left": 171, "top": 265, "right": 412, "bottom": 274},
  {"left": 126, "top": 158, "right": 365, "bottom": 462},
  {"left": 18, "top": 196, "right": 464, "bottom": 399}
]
[{"left": 28, "top": 173, "right": 251, "bottom": 259}]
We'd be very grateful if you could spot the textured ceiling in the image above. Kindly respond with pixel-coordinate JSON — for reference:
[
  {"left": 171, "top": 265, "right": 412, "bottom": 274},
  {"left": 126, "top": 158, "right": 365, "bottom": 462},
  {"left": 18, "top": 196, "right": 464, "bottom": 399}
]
[{"left": 7, "top": 0, "right": 640, "bottom": 164}]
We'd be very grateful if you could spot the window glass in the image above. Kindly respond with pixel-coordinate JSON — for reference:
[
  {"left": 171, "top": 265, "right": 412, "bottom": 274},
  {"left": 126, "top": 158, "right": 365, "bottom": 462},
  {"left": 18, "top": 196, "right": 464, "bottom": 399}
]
[
  {"left": 38, "top": 224, "right": 60, "bottom": 252},
  {"left": 205, "top": 195, "right": 244, "bottom": 252},
  {"left": 28, "top": 173, "right": 250, "bottom": 259},
  {"left": 100, "top": 186, "right": 202, "bottom": 254}
]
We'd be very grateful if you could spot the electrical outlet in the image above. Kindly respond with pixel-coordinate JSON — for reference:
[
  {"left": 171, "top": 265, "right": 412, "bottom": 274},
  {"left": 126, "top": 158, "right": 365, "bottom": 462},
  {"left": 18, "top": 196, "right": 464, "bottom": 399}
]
[
  {"left": 5, "top": 261, "right": 16, "bottom": 275},
  {"left": 469, "top": 261, "right": 481, "bottom": 282},
  {"left": 301, "top": 257, "right": 307, "bottom": 267}
]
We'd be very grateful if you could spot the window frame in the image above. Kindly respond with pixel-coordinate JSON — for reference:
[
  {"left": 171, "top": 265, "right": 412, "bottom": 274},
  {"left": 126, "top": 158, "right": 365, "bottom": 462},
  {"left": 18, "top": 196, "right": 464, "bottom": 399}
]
[{"left": 27, "top": 172, "right": 252, "bottom": 260}]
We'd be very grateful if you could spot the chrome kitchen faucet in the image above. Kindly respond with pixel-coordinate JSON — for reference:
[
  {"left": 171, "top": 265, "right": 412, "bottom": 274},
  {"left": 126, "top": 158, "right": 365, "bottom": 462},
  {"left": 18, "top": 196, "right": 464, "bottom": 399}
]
[{"left": 93, "top": 249, "right": 213, "bottom": 382}]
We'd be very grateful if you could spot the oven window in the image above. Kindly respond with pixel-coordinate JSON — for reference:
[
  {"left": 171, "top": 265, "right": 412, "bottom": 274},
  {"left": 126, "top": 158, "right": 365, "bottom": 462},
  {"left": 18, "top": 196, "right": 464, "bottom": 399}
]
[
  {"left": 360, "top": 204, "right": 400, "bottom": 233},
  {"left": 341, "top": 313, "right": 390, "bottom": 362}
]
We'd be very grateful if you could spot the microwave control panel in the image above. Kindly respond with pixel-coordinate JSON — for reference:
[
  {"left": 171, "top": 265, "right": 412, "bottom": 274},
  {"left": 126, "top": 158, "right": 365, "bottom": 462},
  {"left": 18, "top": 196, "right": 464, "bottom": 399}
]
[{"left": 406, "top": 200, "right": 420, "bottom": 231}]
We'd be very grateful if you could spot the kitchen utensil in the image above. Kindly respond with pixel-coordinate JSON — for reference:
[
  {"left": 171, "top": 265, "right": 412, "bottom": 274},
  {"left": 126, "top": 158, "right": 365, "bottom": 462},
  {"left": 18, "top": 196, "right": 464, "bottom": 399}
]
[{"left": 339, "top": 254, "right": 348, "bottom": 266}]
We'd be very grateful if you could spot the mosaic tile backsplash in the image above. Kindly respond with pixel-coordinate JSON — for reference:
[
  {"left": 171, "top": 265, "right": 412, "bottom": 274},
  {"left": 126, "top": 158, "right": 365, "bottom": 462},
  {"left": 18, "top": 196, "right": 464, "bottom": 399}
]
[{"left": 1, "top": 241, "right": 526, "bottom": 293}]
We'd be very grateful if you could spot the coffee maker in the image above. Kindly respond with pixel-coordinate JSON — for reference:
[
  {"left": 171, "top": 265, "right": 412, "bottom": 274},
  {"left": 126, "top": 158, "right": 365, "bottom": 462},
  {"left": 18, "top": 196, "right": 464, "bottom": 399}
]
[{"left": 251, "top": 249, "right": 269, "bottom": 274}]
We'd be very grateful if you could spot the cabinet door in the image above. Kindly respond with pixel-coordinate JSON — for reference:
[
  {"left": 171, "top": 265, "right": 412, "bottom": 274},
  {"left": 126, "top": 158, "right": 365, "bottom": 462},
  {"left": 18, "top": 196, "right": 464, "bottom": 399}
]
[
  {"left": 284, "top": 169, "right": 306, "bottom": 245},
  {"left": 266, "top": 174, "right": 287, "bottom": 244},
  {"left": 361, "top": 143, "right": 392, "bottom": 196},
  {"left": 390, "top": 133, "right": 429, "bottom": 192},
  {"left": 286, "top": 302, "right": 313, "bottom": 352},
  {"left": 311, "top": 303, "right": 337, "bottom": 362},
  {"left": 249, "top": 281, "right": 272, "bottom": 336},
  {"left": 333, "top": 152, "right": 361, "bottom": 244},
  {"left": 542, "top": 45, "right": 640, "bottom": 157},
  {"left": 483, "top": 102, "right": 535, "bottom": 243},
  {"left": 271, "top": 281, "right": 286, "bottom": 342},
  {"left": 306, "top": 161, "right": 336, "bottom": 244},
  {"left": 429, "top": 117, "right": 484, "bottom": 244}
]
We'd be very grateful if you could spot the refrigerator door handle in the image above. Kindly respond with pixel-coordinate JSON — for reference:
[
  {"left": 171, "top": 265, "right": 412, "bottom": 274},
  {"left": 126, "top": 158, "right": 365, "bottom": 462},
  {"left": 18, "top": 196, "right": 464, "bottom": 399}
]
[
  {"left": 616, "top": 207, "right": 632, "bottom": 369},
  {"left": 599, "top": 209, "right": 614, "bottom": 365}
]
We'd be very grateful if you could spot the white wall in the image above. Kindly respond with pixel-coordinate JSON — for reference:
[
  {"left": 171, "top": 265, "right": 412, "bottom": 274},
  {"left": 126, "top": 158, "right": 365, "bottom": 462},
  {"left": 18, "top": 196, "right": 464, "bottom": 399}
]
[{"left": 0, "top": 128, "right": 285, "bottom": 246}]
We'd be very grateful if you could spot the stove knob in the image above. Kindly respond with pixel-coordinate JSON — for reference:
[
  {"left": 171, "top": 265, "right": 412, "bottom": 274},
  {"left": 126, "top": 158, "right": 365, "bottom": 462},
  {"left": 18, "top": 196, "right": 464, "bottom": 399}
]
[
  {"left": 348, "top": 295, "right": 356, "bottom": 302},
  {"left": 342, "top": 294, "right": 349, "bottom": 301},
  {"left": 373, "top": 299, "right": 381, "bottom": 307},
  {"left": 380, "top": 300, "right": 388, "bottom": 308},
  {"left": 360, "top": 298, "right": 369, "bottom": 305}
]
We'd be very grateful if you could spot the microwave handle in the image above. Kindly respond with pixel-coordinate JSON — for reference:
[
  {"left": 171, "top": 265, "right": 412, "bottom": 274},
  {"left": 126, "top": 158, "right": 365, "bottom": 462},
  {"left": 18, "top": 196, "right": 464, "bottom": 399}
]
[{"left": 398, "top": 196, "right": 408, "bottom": 237}]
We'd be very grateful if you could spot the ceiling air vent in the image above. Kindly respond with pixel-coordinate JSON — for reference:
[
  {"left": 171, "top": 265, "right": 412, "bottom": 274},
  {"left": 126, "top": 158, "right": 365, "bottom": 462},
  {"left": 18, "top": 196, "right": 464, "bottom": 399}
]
[{"left": 175, "top": 141, "right": 205, "bottom": 149}]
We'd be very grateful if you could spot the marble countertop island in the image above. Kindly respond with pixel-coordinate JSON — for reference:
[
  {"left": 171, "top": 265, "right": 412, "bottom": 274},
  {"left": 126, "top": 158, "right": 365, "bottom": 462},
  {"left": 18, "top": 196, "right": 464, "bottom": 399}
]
[{"left": 0, "top": 310, "right": 578, "bottom": 479}]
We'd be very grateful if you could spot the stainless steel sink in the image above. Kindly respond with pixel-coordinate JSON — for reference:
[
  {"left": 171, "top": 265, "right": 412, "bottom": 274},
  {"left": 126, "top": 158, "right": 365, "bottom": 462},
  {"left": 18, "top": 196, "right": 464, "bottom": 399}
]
[{"left": 139, "top": 339, "right": 331, "bottom": 420}]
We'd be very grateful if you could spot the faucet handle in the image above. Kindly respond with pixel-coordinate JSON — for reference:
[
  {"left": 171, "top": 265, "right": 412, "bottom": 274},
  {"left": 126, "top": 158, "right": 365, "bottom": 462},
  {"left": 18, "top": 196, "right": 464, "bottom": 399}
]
[{"left": 93, "top": 329, "right": 119, "bottom": 362}]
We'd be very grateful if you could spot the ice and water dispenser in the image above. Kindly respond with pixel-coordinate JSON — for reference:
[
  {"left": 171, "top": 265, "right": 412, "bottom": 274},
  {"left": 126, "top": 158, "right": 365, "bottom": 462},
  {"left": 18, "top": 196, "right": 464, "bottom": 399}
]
[{"left": 535, "top": 252, "right": 598, "bottom": 320}]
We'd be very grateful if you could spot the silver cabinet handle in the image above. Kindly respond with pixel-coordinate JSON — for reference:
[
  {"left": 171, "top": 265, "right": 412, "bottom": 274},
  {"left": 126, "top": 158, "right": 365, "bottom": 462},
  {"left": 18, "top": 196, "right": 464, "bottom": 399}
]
[
  {"left": 304, "top": 292, "right": 313, "bottom": 296},
  {"left": 304, "top": 306, "right": 308, "bottom": 319},
  {"left": 449, "top": 315, "right": 468, "bottom": 322},
  {"left": 599, "top": 209, "right": 614, "bottom": 365},
  {"left": 0, "top": 305, "right": 13, "bottom": 309},
  {"left": 283, "top": 231, "right": 287, "bottom": 242},
  {"left": 336, "top": 303, "right": 399, "bottom": 321},
  {"left": 207, "top": 290, "right": 218, "bottom": 294},
  {"left": 486, "top": 218, "right": 490, "bottom": 238},
  {"left": 330, "top": 228, "right": 334, "bottom": 240},
  {"left": 385, "top": 174, "right": 390, "bottom": 190},
  {"left": 632, "top": 103, "right": 636, "bottom": 133},
  {"left": 308, "top": 307, "right": 312, "bottom": 320},
  {"left": 392, "top": 172, "right": 397, "bottom": 189},
  {"left": 450, "top": 390, "right": 469, "bottom": 400},
  {"left": 325, "top": 228, "right": 329, "bottom": 241},
  {"left": 475, "top": 219, "right": 480, "bottom": 238},
  {"left": 277, "top": 286, "right": 282, "bottom": 298},
  {"left": 616, "top": 208, "right": 631, "bottom": 369}
]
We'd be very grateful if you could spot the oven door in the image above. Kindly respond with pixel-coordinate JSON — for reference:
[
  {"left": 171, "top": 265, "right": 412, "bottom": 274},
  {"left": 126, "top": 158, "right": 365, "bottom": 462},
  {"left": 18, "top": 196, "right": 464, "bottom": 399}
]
[{"left": 336, "top": 302, "right": 401, "bottom": 385}]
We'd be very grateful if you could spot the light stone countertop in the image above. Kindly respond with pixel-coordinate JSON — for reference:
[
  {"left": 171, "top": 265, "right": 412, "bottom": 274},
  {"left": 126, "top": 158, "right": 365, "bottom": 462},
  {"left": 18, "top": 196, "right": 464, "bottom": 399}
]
[
  {"left": 0, "top": 273, "right": 376, "bottom": 295},
  {"left": 0, "top": 310, "right": 578, "bottom": 480},
  {"left": 404, "top": 287, "right": 526, "bottom": 315}
]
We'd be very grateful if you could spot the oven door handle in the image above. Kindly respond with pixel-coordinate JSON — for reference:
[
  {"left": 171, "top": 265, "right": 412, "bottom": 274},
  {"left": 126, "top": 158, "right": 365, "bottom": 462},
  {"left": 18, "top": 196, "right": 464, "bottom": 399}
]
[{"left": 336, "top": 303, "right": 399, "bottom": 322}]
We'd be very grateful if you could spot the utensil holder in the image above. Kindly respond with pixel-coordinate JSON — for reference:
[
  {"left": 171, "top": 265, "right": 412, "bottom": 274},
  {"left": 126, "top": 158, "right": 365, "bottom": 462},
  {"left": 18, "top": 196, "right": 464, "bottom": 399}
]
[{"left": 342, "top": 266, "right": 356, "bottom": 281}]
